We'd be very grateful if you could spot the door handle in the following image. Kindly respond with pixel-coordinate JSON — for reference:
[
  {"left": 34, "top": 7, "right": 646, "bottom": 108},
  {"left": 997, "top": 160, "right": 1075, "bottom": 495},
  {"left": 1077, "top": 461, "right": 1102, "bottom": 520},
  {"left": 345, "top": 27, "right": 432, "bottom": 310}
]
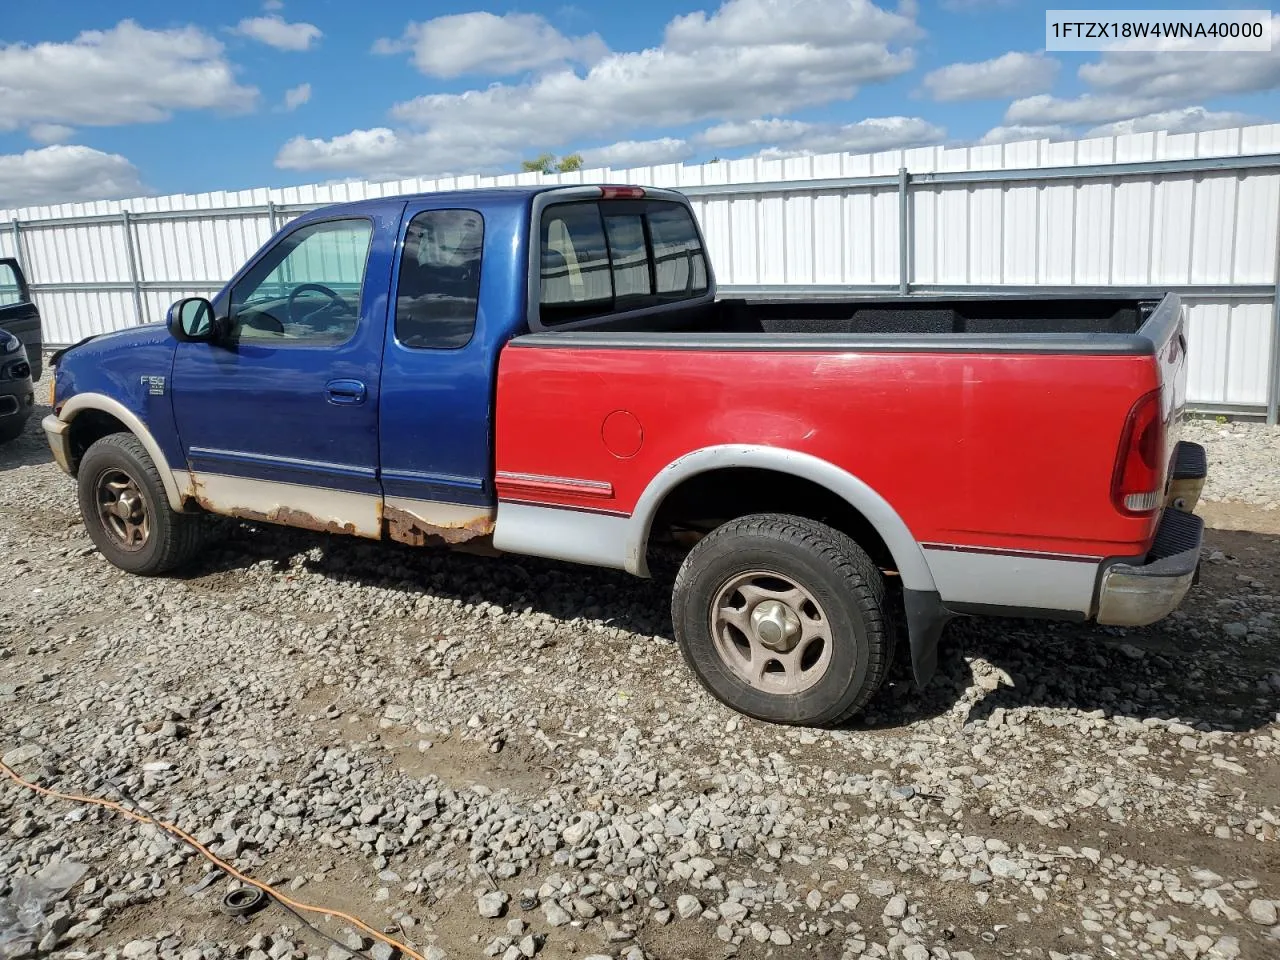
[{"left": 325, "top": 379, "right": 367, "bottom": 404}]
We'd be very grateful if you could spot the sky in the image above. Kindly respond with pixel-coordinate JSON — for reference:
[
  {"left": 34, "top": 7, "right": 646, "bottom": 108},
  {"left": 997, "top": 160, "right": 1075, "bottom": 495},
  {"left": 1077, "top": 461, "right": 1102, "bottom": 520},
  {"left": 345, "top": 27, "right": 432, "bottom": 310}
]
[{"left": 1, "top": 0, "right": 1278, "bottom": 208}]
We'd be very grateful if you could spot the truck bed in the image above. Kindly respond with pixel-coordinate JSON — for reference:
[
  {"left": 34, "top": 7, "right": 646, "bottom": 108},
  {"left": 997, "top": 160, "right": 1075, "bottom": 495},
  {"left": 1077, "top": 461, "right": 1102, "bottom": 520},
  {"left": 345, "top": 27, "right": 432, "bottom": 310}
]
[
  {"left": 496, "top": 291, "right": 1186, "bottom": 592},
  {"left": 570, "top": 294, "right": 1154, "bottom": 341},
  {"left": 713, "top": 295, "right": 1149, "bottom": 336}
]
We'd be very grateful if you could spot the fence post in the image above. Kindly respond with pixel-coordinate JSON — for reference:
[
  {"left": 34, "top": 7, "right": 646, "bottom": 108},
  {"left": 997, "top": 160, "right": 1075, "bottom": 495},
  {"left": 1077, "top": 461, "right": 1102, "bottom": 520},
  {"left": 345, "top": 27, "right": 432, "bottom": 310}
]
[
  {"left": 267, "top": 199, "right": 278, "bottom": 234},
  {"left": 1268, "top": 211, "right": 1280, "bottom": 424},
  {"left": 121, "top": 211, "right": 145, "bottom": 325},
  {"left": 10, "top": 220, "right": 25, "bottom": 277},
  {"left": 898, "top": 167, "right": 910, "bottom": 295}
]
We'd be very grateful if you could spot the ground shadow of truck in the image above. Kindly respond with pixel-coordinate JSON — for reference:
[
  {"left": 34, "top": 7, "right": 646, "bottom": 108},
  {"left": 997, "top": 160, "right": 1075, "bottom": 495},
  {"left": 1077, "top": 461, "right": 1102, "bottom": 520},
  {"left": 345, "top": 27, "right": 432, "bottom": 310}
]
[{"left": 174, "top": 514, "right": 1279, "bottom": 739}]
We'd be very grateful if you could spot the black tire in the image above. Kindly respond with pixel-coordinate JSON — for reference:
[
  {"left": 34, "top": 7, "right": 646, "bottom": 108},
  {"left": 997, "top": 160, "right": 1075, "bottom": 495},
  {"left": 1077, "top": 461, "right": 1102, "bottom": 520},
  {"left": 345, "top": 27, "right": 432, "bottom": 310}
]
[
  {"left": 671, "top": 513, "right": 893, "bottom": 727},
  {"left": 77, "top": 433, "right": 204, "bottom": 575},
  {"left": 0, "top": 419, "right": 25, "bottom": 444}
]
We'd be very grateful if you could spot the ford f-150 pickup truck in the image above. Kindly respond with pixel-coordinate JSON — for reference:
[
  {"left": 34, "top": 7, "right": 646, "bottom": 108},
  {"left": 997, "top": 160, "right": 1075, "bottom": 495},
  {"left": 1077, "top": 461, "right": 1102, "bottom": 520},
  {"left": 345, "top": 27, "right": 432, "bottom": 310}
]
[{"left": 42, "top": 184, "right": 1208, "bottom": 726}]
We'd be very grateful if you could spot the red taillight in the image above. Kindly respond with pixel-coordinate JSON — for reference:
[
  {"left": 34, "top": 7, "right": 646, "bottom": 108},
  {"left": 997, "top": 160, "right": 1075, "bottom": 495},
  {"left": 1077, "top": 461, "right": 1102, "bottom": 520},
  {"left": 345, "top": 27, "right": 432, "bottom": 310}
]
[
  {"left": 599, "top": 186, "right": 645, "bottom": 199},
  {"left": 1112, "top": 389, "right": 1164, "bottom": 515}
]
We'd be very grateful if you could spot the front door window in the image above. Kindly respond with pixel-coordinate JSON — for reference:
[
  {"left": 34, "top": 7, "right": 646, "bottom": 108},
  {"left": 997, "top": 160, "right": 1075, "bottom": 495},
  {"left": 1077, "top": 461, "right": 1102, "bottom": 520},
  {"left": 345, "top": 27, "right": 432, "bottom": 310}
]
[{"left": 229, "top": 218, "right": 374, "bottom": 343}]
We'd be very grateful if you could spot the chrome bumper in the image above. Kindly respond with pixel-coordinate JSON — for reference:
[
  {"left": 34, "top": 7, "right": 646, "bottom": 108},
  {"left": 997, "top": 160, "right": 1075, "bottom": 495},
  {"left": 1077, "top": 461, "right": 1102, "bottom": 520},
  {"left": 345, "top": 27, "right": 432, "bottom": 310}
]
[
  {"left": 1096, "top": 507, "right": 1204, "bottom": 627},
  {"left": 42, "top": 413, "right": 73, "bottom": 474}
]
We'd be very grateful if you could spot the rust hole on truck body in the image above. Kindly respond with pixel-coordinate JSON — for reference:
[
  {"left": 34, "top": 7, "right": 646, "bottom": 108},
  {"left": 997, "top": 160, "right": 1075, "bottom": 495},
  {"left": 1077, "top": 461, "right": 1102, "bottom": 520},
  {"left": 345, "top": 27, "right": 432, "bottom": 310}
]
[
  {"left": 190, "top": 480, "right": 363, "bottom": 537},
  {"left": 383, "top": 504, "right": 494, "bottom": 546},
  {"left": 207, "top": 500, "right": 361, "bottom": 537}
]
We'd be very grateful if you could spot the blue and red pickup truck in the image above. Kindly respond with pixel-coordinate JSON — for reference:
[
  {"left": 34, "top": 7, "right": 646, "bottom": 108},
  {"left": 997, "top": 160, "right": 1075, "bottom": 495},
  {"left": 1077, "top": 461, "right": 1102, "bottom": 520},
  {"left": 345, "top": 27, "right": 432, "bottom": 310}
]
[{"left": 42, "top": 183, "right": 1208, "bottom": 726}]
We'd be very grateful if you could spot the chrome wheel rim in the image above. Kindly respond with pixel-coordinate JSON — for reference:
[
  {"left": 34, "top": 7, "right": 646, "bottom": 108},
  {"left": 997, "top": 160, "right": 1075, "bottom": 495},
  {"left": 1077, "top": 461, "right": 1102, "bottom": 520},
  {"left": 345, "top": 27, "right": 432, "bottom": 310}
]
[
  {"left": 95, "top": 468, "right": 150, "bottom": 551},
  {"left": 710, "top": 570, "right": 833, "bottom": 695}
]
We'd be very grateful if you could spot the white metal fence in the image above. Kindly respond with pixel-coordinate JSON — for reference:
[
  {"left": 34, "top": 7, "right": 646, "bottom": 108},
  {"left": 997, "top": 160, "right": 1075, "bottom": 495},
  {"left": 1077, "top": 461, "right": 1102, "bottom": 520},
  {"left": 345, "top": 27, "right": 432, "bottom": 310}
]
[{"left": 3, "top": 123, "right": 1279, "bottom": 422}]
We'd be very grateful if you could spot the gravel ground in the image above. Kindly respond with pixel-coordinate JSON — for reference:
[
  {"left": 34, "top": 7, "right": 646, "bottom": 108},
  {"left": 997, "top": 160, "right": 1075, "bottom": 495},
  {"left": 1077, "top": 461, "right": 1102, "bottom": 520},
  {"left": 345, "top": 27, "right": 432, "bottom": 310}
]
[
  {"left": 1181, "top": 421, "right": 1280, "bottom": 508},
  {"left": 2, "top": 397, "right": 1279, "bottom": 960}
]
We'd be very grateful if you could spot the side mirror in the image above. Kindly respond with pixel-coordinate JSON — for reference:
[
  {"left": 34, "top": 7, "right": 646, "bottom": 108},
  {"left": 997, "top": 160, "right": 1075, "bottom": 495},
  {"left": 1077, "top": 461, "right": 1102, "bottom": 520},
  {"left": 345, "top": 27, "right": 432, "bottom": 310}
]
[{"left": 166, "top": 297, "right": 226, "bottom": 343}]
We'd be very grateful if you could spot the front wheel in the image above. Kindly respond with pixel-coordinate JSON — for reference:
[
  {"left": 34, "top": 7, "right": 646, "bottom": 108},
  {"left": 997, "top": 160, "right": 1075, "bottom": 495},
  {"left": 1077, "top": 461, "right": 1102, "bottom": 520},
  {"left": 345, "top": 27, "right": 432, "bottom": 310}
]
[
  {"left": 77, "top": 433, "right": 204, "bottom": 575},
  {"left": 671, "top": 513, "right": 893, "bottom": 727}
]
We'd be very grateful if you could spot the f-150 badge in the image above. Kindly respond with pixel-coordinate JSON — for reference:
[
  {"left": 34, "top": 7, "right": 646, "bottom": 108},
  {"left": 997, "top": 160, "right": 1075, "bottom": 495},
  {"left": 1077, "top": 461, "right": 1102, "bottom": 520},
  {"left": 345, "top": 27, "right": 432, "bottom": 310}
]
[{"left": 140, "top": 375, "right": 166, "bottom": 396}]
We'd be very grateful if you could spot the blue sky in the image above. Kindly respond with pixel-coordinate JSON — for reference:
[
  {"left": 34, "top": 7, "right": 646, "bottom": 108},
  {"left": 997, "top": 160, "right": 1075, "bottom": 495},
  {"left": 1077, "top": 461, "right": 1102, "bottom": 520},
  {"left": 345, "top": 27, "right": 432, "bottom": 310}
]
[{"left": 1, "top": 0, "right": 1277, "bottom": 207}]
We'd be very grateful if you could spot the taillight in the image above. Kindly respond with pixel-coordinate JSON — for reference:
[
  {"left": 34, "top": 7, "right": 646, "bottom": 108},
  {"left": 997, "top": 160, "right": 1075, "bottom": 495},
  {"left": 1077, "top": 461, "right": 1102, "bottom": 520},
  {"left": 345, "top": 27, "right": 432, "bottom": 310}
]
[
  {"left": 599, "top": 186, "right": 645, "bottom": 199},
  {"left": 1112, "top": 389, "right": 1164, "bottom": 515}
]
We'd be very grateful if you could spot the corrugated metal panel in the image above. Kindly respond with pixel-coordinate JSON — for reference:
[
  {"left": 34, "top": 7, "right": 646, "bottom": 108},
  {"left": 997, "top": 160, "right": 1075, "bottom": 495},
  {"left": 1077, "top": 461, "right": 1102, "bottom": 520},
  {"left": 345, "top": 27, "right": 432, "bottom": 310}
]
[{"left": 2, "top": 123, "right": 1278, "bottom": 415}]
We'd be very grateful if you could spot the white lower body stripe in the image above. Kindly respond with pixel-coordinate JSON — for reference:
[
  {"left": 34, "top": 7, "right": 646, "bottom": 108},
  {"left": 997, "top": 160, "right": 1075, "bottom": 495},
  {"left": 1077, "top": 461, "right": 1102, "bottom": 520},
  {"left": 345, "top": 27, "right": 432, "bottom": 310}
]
[
  {"left": 492, "top": 500, "right": 631, "bottom": 571},
  {"left": 924, "top": 547, "right": 1101, "bottom": 614}
]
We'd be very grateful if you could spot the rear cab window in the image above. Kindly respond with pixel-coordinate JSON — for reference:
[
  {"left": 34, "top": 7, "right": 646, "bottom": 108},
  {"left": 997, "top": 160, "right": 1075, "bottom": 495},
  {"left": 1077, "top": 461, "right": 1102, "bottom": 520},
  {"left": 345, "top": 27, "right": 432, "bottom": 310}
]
[
  {"left": 395, "top": 208, "right": 485, "bottom": 349},
  {"left": 537, "top": 198, "right": 708, "bottom": 326}
]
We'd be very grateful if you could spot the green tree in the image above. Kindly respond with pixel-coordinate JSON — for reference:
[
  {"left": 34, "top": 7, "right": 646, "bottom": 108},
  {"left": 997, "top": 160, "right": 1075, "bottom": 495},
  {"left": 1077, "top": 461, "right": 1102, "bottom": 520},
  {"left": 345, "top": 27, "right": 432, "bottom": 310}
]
[
  {"left": 520, "top": 152, "right": 585, "bottom": 174},
  {"left": 521, "top": 152, "right": 557, "bottom": 174}
]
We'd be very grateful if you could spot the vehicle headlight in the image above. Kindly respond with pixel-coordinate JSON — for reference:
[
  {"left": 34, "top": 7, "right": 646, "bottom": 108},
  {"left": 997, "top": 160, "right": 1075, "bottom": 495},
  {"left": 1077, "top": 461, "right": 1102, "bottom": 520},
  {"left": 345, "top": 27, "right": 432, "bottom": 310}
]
[{"left": 0, "top": 334, "right": 20, "bottom": 354}]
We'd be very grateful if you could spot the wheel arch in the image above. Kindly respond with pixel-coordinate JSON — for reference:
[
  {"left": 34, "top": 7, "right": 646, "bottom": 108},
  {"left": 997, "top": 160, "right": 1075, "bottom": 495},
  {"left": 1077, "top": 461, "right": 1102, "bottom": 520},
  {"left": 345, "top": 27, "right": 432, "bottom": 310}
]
[
  {"left": 624, "top": 445, "right": 937, "bottom": 594},
  {"left": 57, "top": 393, "right": 186, "bottom": 511}
]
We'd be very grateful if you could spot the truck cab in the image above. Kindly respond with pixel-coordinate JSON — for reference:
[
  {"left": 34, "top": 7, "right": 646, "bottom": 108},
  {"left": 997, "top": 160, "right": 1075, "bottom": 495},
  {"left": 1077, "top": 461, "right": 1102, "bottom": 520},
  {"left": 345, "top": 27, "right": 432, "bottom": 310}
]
[{"left": 45, "top": 185, "right": 711, "bottom": 547}]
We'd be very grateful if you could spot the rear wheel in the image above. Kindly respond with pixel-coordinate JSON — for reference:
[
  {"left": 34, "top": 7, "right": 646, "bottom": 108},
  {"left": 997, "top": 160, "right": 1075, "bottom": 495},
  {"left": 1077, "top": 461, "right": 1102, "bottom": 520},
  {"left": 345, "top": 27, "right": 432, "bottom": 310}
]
[
  {"left": 671, "top": 513, "right": 892, "bottom": 727},
  {"left": 77, "top": 433, "right": 204, "bottom": 575}
]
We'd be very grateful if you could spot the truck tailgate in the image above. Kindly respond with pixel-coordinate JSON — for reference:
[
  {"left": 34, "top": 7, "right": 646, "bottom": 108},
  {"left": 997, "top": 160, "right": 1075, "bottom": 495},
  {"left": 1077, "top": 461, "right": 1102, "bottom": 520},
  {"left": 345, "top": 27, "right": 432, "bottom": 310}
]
[{"left": 1140, "top": 294, "right": 1190, "bottom": 511}]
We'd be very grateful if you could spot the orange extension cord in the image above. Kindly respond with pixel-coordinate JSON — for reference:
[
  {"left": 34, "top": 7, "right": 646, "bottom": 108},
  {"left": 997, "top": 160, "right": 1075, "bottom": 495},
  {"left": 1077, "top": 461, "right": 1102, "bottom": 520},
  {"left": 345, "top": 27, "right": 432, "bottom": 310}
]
[{"left": 0, "top": 759, "right": 426, "bottom": 960}]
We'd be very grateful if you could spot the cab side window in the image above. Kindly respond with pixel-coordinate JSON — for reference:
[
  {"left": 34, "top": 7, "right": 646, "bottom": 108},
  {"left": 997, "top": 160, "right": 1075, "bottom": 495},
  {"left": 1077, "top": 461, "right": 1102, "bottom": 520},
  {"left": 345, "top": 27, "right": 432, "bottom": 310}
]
[
  {"left": 395, "top": 209, "right": 484, "bottom": 349},
  {"left": 229, "top": 218, "right": 373, "bottom": 343}
]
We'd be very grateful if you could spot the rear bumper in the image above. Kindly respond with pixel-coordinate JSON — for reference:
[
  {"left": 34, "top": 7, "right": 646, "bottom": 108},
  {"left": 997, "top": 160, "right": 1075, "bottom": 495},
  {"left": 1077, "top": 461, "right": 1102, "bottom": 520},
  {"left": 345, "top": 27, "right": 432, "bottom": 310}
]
[
  {"left": 1096, "top": 506, "right": 1204, "bottom": 626},
  {"left": 1167, "top": 440, "right": 1207, "bottom": 513},
  {"left": 1096, "top": 440, "right": 1208, "bottom": 627}
]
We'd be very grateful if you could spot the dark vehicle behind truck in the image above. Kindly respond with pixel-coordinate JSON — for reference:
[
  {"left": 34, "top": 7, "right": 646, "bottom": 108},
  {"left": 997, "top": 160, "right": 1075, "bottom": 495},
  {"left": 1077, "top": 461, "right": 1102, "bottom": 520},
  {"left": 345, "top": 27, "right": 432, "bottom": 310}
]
[{"left": 0, "top": 258, "right": 42, "bottom": 383}]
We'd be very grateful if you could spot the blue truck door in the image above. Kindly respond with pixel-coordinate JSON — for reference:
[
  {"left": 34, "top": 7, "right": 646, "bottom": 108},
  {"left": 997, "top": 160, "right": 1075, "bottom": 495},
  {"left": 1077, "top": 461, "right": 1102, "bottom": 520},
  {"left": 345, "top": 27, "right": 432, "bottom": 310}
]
[
  {"left": 170, "top": 205, "right": 401, "bottom": 537},
  {"left": 377, "top": 196, "right": 521, "bottom": 544}
]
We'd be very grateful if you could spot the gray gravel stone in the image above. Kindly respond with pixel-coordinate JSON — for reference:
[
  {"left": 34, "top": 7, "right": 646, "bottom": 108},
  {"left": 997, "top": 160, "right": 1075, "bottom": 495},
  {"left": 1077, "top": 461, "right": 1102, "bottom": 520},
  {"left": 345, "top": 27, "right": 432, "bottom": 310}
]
[
  {"left": 543, "top": 902, "right": 571, "bottom": 927},
  {"left": 676, "top": 894, "right": 702, "bottom": 919},
  {"left": 478, "top": 891, "right": 509, "bottom": 918},
  {"left": 1249, "top": 899, "right": 1278, "bottom": 925}
]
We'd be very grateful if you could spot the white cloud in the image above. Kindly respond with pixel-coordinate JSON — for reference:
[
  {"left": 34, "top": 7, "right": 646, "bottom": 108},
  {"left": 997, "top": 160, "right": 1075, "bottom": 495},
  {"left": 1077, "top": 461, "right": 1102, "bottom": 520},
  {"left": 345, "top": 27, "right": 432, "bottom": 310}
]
[
  {"left": 696, "top": 115, "right": 943, "bottom": 156},
  {"left": 1005, "top": 94, "right": 1165, "bottom": 128},
  {"left": 1084, "top": 107, "right": 1263, "bottom": 139},
  {"left": 28, "top": 123, "right": 74, "bottom": 144},
  {"left": 0, "top": 144, "right": 146, "bottom": 209},
  {"left": 234, "top": 15, "right": 322, "bottom": 52},
  {"left": 921, "top": 51, "right": 1058, "bottom": 102},
  {"left": 699, "top": 118, "right": 811, "bottom": 150},
  {"left": 283, "top": 83, "right": 311, "bottom": 111},
  {"left": 749, "top": 116, "right": 946, "bottom": 158},
  {"left": 977, "top": 124, "right": 1071, "bottom": 145},
  {"left": 263, "top": 0, "right": 284, "bottom": 9},
  {"left": 375, "top": 12, "right": 607, "bottom": 78},
  {"left": 664, "top": 0, "right": 921, "bottom": 50},
  {"left": 1006, "top": 15, "right": 1280, "bottom": 128},
  {"left": 0, "top": 20, "right": 258, "bottom": 132},
  {"left": 275, "top": 128, "right": 513, "bottom": 180},
  {"left": 579, "top": 138, "right": 694, "bottom": 168},
  {"left": 940, "top": 0, "right": 1016, "bottom": 9},
  {"left": 281, "top": 0, "right": 922, "bottom": 179}
]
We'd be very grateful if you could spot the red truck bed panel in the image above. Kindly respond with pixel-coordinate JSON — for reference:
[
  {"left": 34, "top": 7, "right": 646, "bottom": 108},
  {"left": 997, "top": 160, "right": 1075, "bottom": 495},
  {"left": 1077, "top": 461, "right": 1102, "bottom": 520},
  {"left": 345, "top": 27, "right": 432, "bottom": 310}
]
[{"left": 494, "top": 343, "right": 1162, "bottom": 561}]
